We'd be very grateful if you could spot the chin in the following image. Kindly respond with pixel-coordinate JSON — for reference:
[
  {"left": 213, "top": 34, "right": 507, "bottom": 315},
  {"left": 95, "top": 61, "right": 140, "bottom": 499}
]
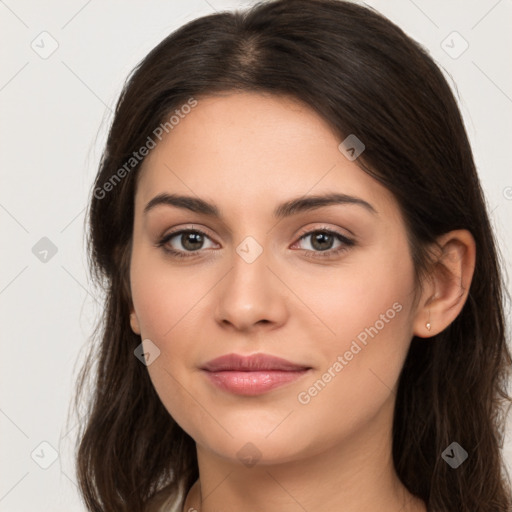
[{"left": 192, "top": 425, "right": 312, "bottom": 466}]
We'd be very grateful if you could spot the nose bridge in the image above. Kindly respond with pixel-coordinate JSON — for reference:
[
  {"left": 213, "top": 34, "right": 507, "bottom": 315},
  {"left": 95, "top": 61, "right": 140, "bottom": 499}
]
[
  {"left": 214, "top": 230, "right": 285, "bottom": 329},
  {"left": 235, "top": 234, "right": 266, "bottom": 266},
  {"left": 228, "top": 232, "right": 271, "bottom": 297}
]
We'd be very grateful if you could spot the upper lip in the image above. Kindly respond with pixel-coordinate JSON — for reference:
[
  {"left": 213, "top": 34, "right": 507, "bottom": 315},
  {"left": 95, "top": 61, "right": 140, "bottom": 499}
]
[{"left": 200, "top": 353, "right": 311, "bottom": 372}]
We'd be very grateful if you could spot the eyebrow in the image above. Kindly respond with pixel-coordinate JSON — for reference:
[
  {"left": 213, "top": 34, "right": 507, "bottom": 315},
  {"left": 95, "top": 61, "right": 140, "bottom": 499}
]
[{"left": 143, "top": 192, "right": 377, "bottom": 219}]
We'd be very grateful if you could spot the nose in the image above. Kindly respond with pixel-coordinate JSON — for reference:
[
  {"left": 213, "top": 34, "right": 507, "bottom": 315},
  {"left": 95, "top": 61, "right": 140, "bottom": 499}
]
[{"left": 213, "top": 240, "right": 288, "bottom": 333}]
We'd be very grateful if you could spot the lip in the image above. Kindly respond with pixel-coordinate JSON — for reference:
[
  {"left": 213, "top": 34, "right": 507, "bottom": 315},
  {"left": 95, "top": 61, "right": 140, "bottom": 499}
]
[
  {"left": 200, "top": 353, "right": 311, "bottom": 372},
  {"left": 200, "top": 353, "right": 312, "bottom": 396}
]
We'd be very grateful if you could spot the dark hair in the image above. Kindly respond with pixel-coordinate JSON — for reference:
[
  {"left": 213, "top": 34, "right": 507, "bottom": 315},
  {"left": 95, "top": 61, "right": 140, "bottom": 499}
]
[{"left": 73, "top": 0, "right": 512, "bottom": 510}]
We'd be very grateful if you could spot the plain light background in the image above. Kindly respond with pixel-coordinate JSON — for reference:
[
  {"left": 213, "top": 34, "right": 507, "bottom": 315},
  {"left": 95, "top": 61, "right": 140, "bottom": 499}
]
[{"left": 1, "top": 0, "right": 511, "bottom": 509}]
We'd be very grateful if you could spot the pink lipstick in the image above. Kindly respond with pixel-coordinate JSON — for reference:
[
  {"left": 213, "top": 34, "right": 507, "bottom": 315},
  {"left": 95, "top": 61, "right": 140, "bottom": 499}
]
[{"left": 200, "top": 353, "right": 311, "bottom": 396}]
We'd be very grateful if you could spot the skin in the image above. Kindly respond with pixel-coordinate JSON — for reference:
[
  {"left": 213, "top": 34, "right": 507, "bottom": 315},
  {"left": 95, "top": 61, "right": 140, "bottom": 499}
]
[{"left": 129, "top": 92, "right": 475, "bottom": 512}]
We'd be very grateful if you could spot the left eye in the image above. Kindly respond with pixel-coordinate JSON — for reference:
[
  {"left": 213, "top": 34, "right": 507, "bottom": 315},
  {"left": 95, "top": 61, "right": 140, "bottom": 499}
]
[
  {"left": 295, "top": 230, "right": 348, "bottom": 252},
  {"left": 156, "top": 228, "right": 354, "bottom": 259}
]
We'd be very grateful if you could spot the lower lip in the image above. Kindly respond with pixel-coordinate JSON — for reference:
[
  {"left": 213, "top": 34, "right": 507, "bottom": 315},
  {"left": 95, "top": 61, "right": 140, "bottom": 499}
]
[{"left": 202, "top": 369, "right": 311, "bottom": 395}]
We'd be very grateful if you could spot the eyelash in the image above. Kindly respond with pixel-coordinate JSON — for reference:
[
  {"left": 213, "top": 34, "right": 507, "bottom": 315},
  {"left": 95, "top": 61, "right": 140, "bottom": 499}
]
[{"left": 156, "top": 226, "right": 355, "bottom": 260}]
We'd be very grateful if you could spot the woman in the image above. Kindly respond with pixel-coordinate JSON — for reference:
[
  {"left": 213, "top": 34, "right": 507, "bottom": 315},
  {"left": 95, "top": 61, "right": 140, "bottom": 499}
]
[{"left": 73, "top": 0, "right": 512, "bottom": 510}]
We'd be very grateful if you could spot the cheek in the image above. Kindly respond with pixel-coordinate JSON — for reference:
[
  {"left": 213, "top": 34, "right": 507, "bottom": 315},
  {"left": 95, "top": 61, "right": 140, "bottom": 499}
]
[
  {"left": 298, "top": 241, "right": 415, "bottom": 397},
  {"left": 129, "top": 255, "right": 205, "bottom": 432},
  {"left": 130, "top": 249, "right": 209, "bottom": 340},
  {"left": 289, "top": 250, "right": 415, "bottom": 446},
  {"left": 297, "top": 240, "right": 415, "bottom": 355},
  {"left": 129, "top": 250, "right": 215, "bottom": 413}
]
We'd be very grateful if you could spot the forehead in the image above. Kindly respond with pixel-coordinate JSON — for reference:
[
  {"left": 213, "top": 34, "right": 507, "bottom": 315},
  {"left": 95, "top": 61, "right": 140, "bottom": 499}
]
[{"left": 135, "top": 92, "right": 398, "bottom": 221}]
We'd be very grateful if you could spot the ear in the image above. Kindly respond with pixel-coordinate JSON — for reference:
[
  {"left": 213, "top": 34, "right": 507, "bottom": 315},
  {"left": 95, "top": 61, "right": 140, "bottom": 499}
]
[
  {"left": 130, "top": 308, "right": 141, "bottom": 335},
  {"left": 413, "top": 229, "right": 476, "bottom": 338}
]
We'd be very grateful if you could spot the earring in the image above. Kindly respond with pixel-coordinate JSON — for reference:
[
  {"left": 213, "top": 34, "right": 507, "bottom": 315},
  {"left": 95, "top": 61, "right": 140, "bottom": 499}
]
[{"left": 426, "top": 309, "right": 431, "bottom": 331}]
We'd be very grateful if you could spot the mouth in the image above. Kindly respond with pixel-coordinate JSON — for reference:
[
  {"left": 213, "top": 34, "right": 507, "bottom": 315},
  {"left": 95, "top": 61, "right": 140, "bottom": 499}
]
[{"left": 200, "top": 353, "right": 312, "bottom": 396}]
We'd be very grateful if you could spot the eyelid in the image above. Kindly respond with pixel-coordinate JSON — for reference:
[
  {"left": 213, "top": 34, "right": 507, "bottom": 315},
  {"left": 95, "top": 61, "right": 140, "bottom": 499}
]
[
  {"left": 159, "top": 224, "right": 216, "bottom": 242},
  {"left": 294, "top": 224, "right": 354, "bottom": 243}
]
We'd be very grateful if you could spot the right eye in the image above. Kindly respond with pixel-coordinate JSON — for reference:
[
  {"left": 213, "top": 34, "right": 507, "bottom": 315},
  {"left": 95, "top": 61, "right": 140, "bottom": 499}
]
[{"left": 156, "top": 228, "right": 218, "bottom": 258}]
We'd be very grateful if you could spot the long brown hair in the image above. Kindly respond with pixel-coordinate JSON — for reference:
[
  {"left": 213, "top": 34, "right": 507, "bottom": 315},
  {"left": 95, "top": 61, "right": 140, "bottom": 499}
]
[{"left": 72, "top": 0, "right": 512, "bottom": 510}]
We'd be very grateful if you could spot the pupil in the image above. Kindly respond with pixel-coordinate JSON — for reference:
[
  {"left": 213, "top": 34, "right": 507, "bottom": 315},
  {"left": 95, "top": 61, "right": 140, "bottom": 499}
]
[{"left": 312, "top": 232, "right": 333, "bottom": 251}]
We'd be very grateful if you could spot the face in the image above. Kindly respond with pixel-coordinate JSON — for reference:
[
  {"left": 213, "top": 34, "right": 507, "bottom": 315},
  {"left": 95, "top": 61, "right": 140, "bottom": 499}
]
[{"left": 129, "top": 92, "right": 419, "bottom": 465}]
